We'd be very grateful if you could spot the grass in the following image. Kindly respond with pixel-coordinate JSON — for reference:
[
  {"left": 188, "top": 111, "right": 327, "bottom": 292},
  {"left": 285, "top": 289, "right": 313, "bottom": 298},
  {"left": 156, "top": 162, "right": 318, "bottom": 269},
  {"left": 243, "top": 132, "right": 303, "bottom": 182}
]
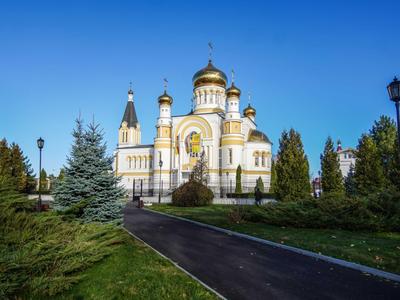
[
  {"left": 53, "top": 230, "right": 217, "bottom": 300},
  {"left": 149, "top": 204, "right": 400, "bottom": 274},
  {"left": 0, "top": 187, "right": 217, "bottom": 300}
]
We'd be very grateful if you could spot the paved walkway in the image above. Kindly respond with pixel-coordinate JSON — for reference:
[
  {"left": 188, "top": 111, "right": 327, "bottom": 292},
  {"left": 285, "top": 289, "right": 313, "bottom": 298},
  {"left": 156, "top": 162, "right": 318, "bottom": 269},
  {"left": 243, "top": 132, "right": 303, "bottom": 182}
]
[{"left": 123, "top": 203, "right": 399, "bottom": 300}]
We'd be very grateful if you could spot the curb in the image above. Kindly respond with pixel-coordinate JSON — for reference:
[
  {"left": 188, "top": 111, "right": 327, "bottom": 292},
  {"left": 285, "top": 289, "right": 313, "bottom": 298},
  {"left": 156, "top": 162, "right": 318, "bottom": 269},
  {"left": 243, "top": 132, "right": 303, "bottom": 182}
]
[
  {"left": 144, "top": 208, "right": 400, "bottom": 283},
  {"left": 122, "top": 227, "right": 227, "bottom": 300}
]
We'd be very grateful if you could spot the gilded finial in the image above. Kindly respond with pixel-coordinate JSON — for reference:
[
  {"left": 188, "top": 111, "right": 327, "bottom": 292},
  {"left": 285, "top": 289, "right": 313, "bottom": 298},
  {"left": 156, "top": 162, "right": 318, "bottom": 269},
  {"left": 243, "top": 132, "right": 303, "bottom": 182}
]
[
  {"left": 208, "top": 42, "right": 213, "bottom": 62},
  {"left": 163, "top": 78, "right": 168, "bottom": 92}
]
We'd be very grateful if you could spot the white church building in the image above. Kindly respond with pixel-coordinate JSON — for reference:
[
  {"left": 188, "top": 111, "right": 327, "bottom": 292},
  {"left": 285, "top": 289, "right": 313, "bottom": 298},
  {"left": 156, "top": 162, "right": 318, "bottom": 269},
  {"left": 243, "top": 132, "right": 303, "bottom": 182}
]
[{"left": 114, "top": 58, "right": 272, "bottom": 196}]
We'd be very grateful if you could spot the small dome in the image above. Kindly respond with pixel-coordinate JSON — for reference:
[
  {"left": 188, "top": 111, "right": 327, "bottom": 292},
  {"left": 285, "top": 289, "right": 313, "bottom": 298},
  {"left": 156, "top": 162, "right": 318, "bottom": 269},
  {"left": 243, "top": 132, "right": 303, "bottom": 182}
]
[
  {"left": 243, "top": 104, "right": 256, "bottom": 117},
  {"left": 248, "top": 129, "right": 271, "bottom": 143},
  {"left": 192, "top": 60, "right": 227, "bottom": 89},
  {"left": 158, "top": 91, "right": 173, "bottom": 105},
  {"left": 226, "top": 82, "right": 241, "bottom": 98}
]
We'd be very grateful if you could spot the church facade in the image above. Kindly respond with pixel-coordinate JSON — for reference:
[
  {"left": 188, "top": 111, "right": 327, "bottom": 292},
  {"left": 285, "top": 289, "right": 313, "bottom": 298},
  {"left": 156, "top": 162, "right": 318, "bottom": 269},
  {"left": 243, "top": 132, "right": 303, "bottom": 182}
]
[{"left": 114, "top": 59, "right": 272, "bottom": 196}]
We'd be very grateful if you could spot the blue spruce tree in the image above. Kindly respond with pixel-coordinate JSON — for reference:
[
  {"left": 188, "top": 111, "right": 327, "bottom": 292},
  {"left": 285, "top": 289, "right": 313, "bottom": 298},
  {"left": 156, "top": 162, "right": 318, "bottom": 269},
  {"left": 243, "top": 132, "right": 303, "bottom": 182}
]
[{"left": 53, "top": 118, "right": 125, "bottom": 222}]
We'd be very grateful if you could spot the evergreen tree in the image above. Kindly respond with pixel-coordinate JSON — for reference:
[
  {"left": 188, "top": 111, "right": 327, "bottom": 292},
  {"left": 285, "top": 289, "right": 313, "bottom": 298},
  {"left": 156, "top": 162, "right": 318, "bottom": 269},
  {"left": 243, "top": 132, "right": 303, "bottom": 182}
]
[
  {"left": 39, "top": 168, "right": 48, "bottom": 191},
  {"left": 388, "top": 142, "right": 400, "bottom": 190},
  {"left": 53, "top": 118, "right": 125, "bottom": 222},
  {"left": 354, "top": 134, "right": 385, "bottom": 196},
  {"left": 321, "top": 136, "right": 344, "bottom": 195},
  {"left": 23, "top": 155, "right": 36, "bottom": 194},
  {"left": 270, "top": 159, "right": 277, "bottom": 193},
  {"left": 275, "top": 129, "right": 311, "bottom": 201},
  {"left": 235, "top": 165, "right": 242, "bottom": 193},
  {"left": 255, "top": 176, "right": 264, "bottom": 192},
  {"left": 0, "top": 139, "right": 12, "bottom": 183},
  {"left": 369, "top": 115, "right": 397, "bottom": 181},
  {"left": 344, "top": 164, "right": 356, "bottom": 197},
  {"left": 58, "top": 168, "right": 65, "bottom": 181}
]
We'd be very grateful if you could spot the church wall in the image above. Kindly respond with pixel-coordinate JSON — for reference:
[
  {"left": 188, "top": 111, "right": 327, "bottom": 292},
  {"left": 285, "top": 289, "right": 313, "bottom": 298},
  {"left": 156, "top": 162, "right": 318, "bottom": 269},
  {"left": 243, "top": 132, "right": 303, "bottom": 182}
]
[{"left": 243, "top": 142, "right": 272, "bottom": 192}]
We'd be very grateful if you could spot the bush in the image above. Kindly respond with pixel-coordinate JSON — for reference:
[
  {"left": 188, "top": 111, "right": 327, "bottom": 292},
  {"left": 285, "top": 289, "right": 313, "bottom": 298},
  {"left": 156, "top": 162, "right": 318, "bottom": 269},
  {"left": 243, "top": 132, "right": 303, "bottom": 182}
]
[
  {"left": 243, "top": 191, "right": 400, "bottom": 231},
  {"left": 172, "top": 181, "right": 213, "bottom": 207},
  {"left": 0, "top": 185, "right": 123, "bottom": 298},
  {"left": 226, "top": 192, "right": 276, "bottom": 199}
]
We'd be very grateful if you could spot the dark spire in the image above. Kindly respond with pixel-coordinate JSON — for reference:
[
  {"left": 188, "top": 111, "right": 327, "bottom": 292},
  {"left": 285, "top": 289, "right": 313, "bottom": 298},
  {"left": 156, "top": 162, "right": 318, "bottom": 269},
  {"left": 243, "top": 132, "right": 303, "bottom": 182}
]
[{"left": 120, "top": 89, "right": 138, "bottom": 128}]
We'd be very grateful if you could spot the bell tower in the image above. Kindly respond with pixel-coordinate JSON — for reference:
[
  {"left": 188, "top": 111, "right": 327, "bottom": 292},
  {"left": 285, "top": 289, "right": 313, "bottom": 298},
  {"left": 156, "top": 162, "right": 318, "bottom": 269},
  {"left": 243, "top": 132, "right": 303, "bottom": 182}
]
[{"left": 118, "top": 86, "right": 141, "bottom": 146}]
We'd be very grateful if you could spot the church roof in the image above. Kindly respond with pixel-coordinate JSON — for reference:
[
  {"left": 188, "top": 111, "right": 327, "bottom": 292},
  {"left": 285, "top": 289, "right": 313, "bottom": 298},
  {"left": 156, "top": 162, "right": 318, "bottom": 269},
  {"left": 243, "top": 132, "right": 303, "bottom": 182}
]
[
  {"left": 248, "top": 129, "right": 271, "bottom": 144},
  {"left": 121, "top": 101, "right": 138, "bottom": 128}
]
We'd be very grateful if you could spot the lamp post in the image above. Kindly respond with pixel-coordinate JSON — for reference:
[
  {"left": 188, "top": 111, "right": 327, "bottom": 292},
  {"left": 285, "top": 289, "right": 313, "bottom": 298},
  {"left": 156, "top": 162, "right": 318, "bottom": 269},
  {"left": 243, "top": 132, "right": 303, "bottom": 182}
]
[
  {"left": 158, "top": 159, "right": 163, "bottom": 203},
  {"left": 37, "top": 137, "right": 44, "bottom": 212},
  {"left": 225, "top": 171, "right": 229, "bottom": 198},
  {"left": 387, "top": 76, "right": 400, "bottom": 151}
]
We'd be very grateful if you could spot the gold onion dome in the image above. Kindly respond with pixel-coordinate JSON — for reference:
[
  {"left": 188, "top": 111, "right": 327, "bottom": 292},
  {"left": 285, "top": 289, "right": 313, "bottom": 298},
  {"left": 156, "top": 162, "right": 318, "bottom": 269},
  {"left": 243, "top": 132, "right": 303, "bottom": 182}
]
[
  {"left": 243, "top": 104, "right": 256, "bottom": 117},
  {"left": 158, "top": 90, "right": 173, "bottom": 105},
  {"left": 226, "top": 82, "right": 241, "bottom": 98},
  {"left": 192, "top": 60, "right": 228, "bottom": 88}
]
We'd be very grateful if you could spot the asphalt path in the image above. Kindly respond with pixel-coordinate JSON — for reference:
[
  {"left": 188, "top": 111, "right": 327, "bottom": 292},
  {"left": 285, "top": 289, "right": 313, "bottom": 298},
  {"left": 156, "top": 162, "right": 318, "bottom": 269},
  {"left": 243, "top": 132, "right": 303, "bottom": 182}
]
[{"left": 123, "top": 203, "right": 399, "bottom": 300}]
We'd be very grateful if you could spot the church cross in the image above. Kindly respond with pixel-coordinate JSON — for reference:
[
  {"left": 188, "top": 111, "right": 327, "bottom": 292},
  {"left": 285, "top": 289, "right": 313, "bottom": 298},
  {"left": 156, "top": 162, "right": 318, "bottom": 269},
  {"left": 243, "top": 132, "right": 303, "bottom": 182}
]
[
  {"left": 163, "top": 78, "right": 168, "bottom": 91},
  {"left": 208, "top": 42, "right": 213, "bottom": 61}
]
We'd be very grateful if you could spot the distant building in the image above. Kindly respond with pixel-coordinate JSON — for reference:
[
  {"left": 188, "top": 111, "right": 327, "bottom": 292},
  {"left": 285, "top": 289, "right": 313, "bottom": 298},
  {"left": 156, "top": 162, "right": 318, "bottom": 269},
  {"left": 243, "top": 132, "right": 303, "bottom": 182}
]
[{"left": 336, "top": 141, "right": 355, "bottom": 178}]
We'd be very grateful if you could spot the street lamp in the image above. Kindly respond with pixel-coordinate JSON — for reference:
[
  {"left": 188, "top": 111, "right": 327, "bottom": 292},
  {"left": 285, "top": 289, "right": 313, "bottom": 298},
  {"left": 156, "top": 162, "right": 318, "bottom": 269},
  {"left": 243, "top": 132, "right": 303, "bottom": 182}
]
[
  {"left": 37, "top": 137, "right": 44, "bottom": 211},
  {"left": 158, "top": 159, "right": 163, "bottom": 203},
  {"left": 387, "top": 76, "right": 400, "bottom": 151}
]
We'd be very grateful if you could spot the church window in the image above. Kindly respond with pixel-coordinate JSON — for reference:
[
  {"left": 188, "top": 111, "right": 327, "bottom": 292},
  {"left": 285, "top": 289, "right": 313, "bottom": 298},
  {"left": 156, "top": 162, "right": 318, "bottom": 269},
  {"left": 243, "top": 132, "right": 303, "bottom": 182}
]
[
  {"left": 150, "top": 157, "right": 153, "bottom": 169},
  {"left": 144, "top": 157, "right": 147, "bottom": 168},
  {"left": 262, "top": 153, "right": 266, "bottom": 167},
  {"left": 139, "top": 157, "right": 142, "bottom": 168},
  {"left": 128, "top": 157, "right": 132, "bottom": 169},
  {"left": 134, "top": 157, "right": 137, "bottom": 169},
  {"left": 229, "top": 148, "right": 233, "bottom": 164},
  {"left": 255, "top": 153, "right": 260, "bottom": 167}
]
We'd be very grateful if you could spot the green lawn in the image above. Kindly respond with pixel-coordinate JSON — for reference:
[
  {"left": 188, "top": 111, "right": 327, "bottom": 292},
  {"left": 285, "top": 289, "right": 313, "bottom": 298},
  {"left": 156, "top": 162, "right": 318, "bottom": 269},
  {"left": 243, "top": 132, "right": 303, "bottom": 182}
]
[
  {"left": 53, "top": 230, "right": 217, "bottom": 300},
  {"left": 148, "top": 204, "right": 400, "bottom": 274}
]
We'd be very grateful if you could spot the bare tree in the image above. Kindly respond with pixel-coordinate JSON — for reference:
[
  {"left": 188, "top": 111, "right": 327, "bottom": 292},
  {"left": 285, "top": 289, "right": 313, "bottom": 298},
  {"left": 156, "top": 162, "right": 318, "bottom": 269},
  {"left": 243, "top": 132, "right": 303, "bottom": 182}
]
[{"left": 190, "top": 151, "right": 208, "bottom": 185}]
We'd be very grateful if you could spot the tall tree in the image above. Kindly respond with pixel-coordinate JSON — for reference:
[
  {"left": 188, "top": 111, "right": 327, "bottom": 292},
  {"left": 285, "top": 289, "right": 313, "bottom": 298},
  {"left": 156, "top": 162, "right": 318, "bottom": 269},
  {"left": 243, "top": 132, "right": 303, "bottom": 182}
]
[
  {"left": 39, "top": 168, "right": 48, "bottom": 191},
  {"left": 275, "top": 129, "right": 311, "bottom": 201},
  {"left": 344, "top": 164, "right": 356, "bottom": 197},
  {"left": 9, "top": 143, "right": 28, "bottom": 192},
  {"left": 354, "top": 135, "right": 385, "bottom": 196},
  {"left": 23, "top": 155, "right": 36, "bottom": 194},
  {"left": 235, "top": 165, "right": 242, "bottom": 193},
  {"left": 369, "top": 115, "right": 397, "bottom": 181},
  {"left": 270, "top": 159, "right": 276, "bottom": 193},
  {"left": 321, "top": 136, "right": 344, "bottom": 194},
  {"left": 0, "top": 139, "right": 12, "bottom": 182},
  {"left": 53, "top": 118, "right": 125, "bottom": 222}
]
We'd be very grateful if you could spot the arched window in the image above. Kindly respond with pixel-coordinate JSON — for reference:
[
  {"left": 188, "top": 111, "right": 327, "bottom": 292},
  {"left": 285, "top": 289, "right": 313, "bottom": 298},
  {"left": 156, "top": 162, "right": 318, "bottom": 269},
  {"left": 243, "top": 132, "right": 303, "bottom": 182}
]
[
  {"left": 139, "top": 157, "right": 142, "bottom": 169},
  {"left": 144, "top": 157, "right": 147, "bottom": 168},
  {"left": 261, "top": 152, "right": 266, "bottom": 167},
  {"left": 134, "top": 157, "right": 137, "bottom": 169},
  {"left": 128, "top": 157, "right": 132, "bottom": 169},
  {"left": 254, "top": 152, "right": 260, "bottom": 167},
  {"left": 149, "top": 156, "right": 153, "bottom": 169}
]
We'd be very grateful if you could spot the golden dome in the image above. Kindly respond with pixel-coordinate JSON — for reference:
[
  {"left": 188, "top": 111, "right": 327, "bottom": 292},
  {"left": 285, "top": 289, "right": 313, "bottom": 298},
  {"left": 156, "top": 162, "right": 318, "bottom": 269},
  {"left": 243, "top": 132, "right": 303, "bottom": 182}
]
[
  {"left": 192, "top": 60, "right": 227, "bottom": 88},
  {"left": 243, "top": 104, "right": 256, "bottom": 117},
  {"left": 226, "top": 82, "right": 241, "bottom": 98},
  {"left": 248, "top": 129, "right": 270, "bottom": 143},
  {"left": 158, "top": 91, "right": 173, "bottom": 105}
]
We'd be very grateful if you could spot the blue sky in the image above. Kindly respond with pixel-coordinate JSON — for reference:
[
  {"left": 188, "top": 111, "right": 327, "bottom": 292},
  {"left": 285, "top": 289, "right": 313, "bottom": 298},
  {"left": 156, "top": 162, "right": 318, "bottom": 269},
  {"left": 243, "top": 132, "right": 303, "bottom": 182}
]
[{"left": 1, "top": 0, "right": 399, "bottom": 177}]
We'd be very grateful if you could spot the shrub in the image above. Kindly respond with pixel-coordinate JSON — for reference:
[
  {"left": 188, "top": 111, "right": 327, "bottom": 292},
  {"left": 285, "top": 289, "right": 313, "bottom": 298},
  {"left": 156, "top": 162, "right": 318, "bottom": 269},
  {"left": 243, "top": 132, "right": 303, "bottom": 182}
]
[
  {"left": 243, "top": 191, "right": 400, "bottom": 231},
  {"left": 0, "top": 185, "right": 123, "bottom": 298},
  {"left": 226, "top": 192, "right": 276, "bottom": 199},
  {"left": 172, "top": 181, "right": 213, "bottom": 207}
]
